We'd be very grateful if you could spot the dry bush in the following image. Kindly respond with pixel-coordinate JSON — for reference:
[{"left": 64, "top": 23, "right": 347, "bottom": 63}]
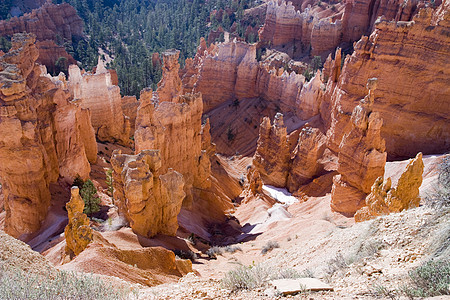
[
  {"left": 0, "top": 262, "right": 132, "bottom": 300},
  {"left": 261, "top": 240, "right": 280, "bottom": 254}
]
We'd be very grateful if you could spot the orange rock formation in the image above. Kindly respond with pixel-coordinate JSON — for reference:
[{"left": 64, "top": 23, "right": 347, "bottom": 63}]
[
  {"left": 64, "top": 187, "right": 93, "bottom": 256},
  {"left": 0, "top": 33, "right": 97, "bottom": 239},
  {"left": 0, "top": 2, "right": 83, "bottom": 71},
  {"left": 68, "top": 58, "right": 131, "bottom": 146},
  {"left": 325, "top": 2, "right": 450, "bottom": 158},
  {"left": 111, "top": 150, "right": 185, "bottom": 237},
  {"left": 287, "top": 126, "right": 327, "bottom": 192},
  {"left": 259, "top": 0, "right": 428, "bottom": 58},
  {"left": 135, "top": 50, "right": 208, "bottom": 207},
  {"left": 355, "top": 152, "right": 424, "bottom": 222},
  {"left": 253, "top": 113, "right": 291, "bottom": 187},
  {"left": 330, "top": 78, "right": 387, "bottom": 216}
]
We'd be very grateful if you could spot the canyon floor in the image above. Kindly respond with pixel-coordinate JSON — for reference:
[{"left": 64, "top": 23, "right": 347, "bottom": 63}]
[{"left": 3, "top": 149, "right": 446, "bottom": 299}]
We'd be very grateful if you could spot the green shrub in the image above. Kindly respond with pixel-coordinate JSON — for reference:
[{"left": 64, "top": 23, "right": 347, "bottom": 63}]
[
  {"left": 221, "top": 264, "right": 271, "bottom": 291},
  {"left": 105, "top": 168, "right": 114, "bottom": 197},
  {"left": 80, "top": 179, "right": 101, "bottom": 215},
  {"left": 403, "top": 259, "right": 450, "bottom": 297}
]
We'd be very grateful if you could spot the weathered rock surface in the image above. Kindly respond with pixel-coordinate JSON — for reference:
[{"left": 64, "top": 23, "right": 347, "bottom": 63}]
[
  {"left": 0, "top": 33, "right": 97, "bottom": 239},
  {"left": 68, "top": 59, "right": 131, "bottom": 145},
  {"left": 0, "top": 2, "right": 83, "bottom": 40},
  {"left": 135, "top": 50, "right": 208, "bottom": 207},
  {"left": 331, "top": 79, "right": 386, "bottom": 216},
  {"left": 355, "top": 152, "right": 424, "bottom": 222},
  {"left": 64, "top": 187, "right": 93, "bottom": 256},
  {"left": 287, "top": 126, "right": 327, "bottom": 192},
  {"left": 271, "top": 278, "right": 333, "bottom": 295},
  {"left": 183, "top": 39, "right": 305, "bottom": 114},
  {"left": 253, "top": 113, "right": 290, "bottom": 187},
  {"left": 326, "top": 2, "right": 450, "bottom": 158},
  {"left": 111, "top": 150, "right": 185, "bottom": 238},
  {"left": 259, "top": 0, "right": 428, "bottom": 58},
  {"left": 0, "top": 2, "right": 82, "bottom": 71},
  {"left": 121, "top": 95, "right": 139, "bottom": 131}
]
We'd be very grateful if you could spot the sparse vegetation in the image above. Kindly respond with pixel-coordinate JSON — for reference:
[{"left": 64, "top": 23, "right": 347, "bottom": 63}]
[
  {"left": 206, "top": 246, "right": 224, "bottom": 258},
  {"left": 402, "top": 259, "right": 450, "bottom": 297},
  {"left": 207, "top": 245, "right": 242, "bottom": 258},
  {"left": 325, "top": 253, "right": 349, "bottom": 277},
  {"left": 80, "top": 179, "right": 101, "bottom": 215},
  {"left": 72, "top": 174, "right": 84, "bottom": 188},
  {"left": 426, "top": 155, "right": 450, "bottom": 207},
  {"left": 0, "top": 262, "right": 132, "bottom": 300},
  {"left": 221, "top": 262, "right": 307, "bottom": 291},
  {"left": 227, "top": 126, "right": 236, "bottom": 142},
  {"left": 105, "top": 168, "right": 114, "bottom": 197},
  {"left": 225, "top": 245, "right": 242, "bottom": 253},
  {"left": 173, "top": 249, "right": 198, "bottom": 261},
  {"left": 261, "top": 240, "right": 280, "bottom": 254}
]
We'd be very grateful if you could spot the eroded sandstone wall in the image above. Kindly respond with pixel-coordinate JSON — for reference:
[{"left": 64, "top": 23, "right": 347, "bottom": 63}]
[
  {"left": 0, "top": 33, "right": 97, "bottom": 239},
  {"left": 68, "top": 59, "right": 131, "bottom": 146},
  {"left": 111, "top": 150, "right": 185, "bottom": 237},
  {"left": 0, "top": 2, "right": 83, "bottom": 72},
  {"left": 325, "top": 2, "right": 450, "bottom": 158},
  {"left": 259, "top": 0, "right": 428, "bottom": 58}
]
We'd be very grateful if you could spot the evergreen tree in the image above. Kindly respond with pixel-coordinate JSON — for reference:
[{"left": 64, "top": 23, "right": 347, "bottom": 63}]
[{"left": 80, "top": 179, "right": 100, "bottom": 215}]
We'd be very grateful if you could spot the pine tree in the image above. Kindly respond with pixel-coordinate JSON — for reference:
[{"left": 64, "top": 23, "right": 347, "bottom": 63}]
[{"left": 80, "top": 179, "right": 100, "bottom": 215}]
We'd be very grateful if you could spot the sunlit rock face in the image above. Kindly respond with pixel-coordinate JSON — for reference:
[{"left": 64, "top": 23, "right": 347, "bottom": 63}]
[
  {"left": 0, "top": 33, "right": 97, "bottom": 239},
  {"left": 325, "top": 2, "right": 450, "bottom": 159},
  {"left": 258, "top": 0, "right": 428, "bottom": 58},
  {"left": 355, "top": 152, "right": 424, "bottom": 222},
  {"left": 0, "top": 2, "right": 82, "bottom": 72},
  {"left": 330, "top": 79, "right": 387, "bottom": 216},
  {"left": 68, "top": 58, "right": 131, "bottom": 146},
  {"left": 111, "top": 150, "right": 185, "bottom": 238},
  {"left": 64, "top": 187, "right": 93, "bottom": 256}
]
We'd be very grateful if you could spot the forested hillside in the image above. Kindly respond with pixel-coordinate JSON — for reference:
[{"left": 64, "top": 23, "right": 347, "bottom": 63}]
[{"left": 51, "top": 0, "right": 258, "bottom": 97}]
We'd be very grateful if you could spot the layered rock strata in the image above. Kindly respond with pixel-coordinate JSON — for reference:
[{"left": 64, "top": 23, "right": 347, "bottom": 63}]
[
  {"left": 182, "top": 39, "right": 306, "bottom": 114},
  {"left": 259, "top": 0, "right": 428, "bottom": 58},
  {"left": 253, "top": 113, "right": 290, "bottom": 187},
  {"left": 68, "top": 58, "right": 131, "bottom": 145},
  {"left": 287, "top": 126, "right": 327, "bottom": 192},
  {"left": 355, "top": 152, "right": 424, "bottom": 222},
  {"left": 0, "top": 2, "right": 83, "bottom": 71},
  {"left": 330, "top": 78, "right": 387, "bottom": 216},
  {"left": 135, "top": 50, "right": 208, "bottom": 208},
  {"left": 64, "top": 187, "right": 93, "bottom": 256},
  {"left": 111, "top": 150, "right": 185, "bottom": 237},
  {"left": 252, "top": 112, "right": 329, "bottom": 193},
  {"left": 325, "top": 2, "right": 450, "bottom": 158},
  {"left": 0, "top": 33, "right": 97, "bottom": 239}
]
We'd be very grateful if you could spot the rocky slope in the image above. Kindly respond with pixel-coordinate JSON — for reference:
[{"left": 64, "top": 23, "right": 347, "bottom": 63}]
[{"left": 0, "top": 33, "right": 96, "bottom": 240}]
